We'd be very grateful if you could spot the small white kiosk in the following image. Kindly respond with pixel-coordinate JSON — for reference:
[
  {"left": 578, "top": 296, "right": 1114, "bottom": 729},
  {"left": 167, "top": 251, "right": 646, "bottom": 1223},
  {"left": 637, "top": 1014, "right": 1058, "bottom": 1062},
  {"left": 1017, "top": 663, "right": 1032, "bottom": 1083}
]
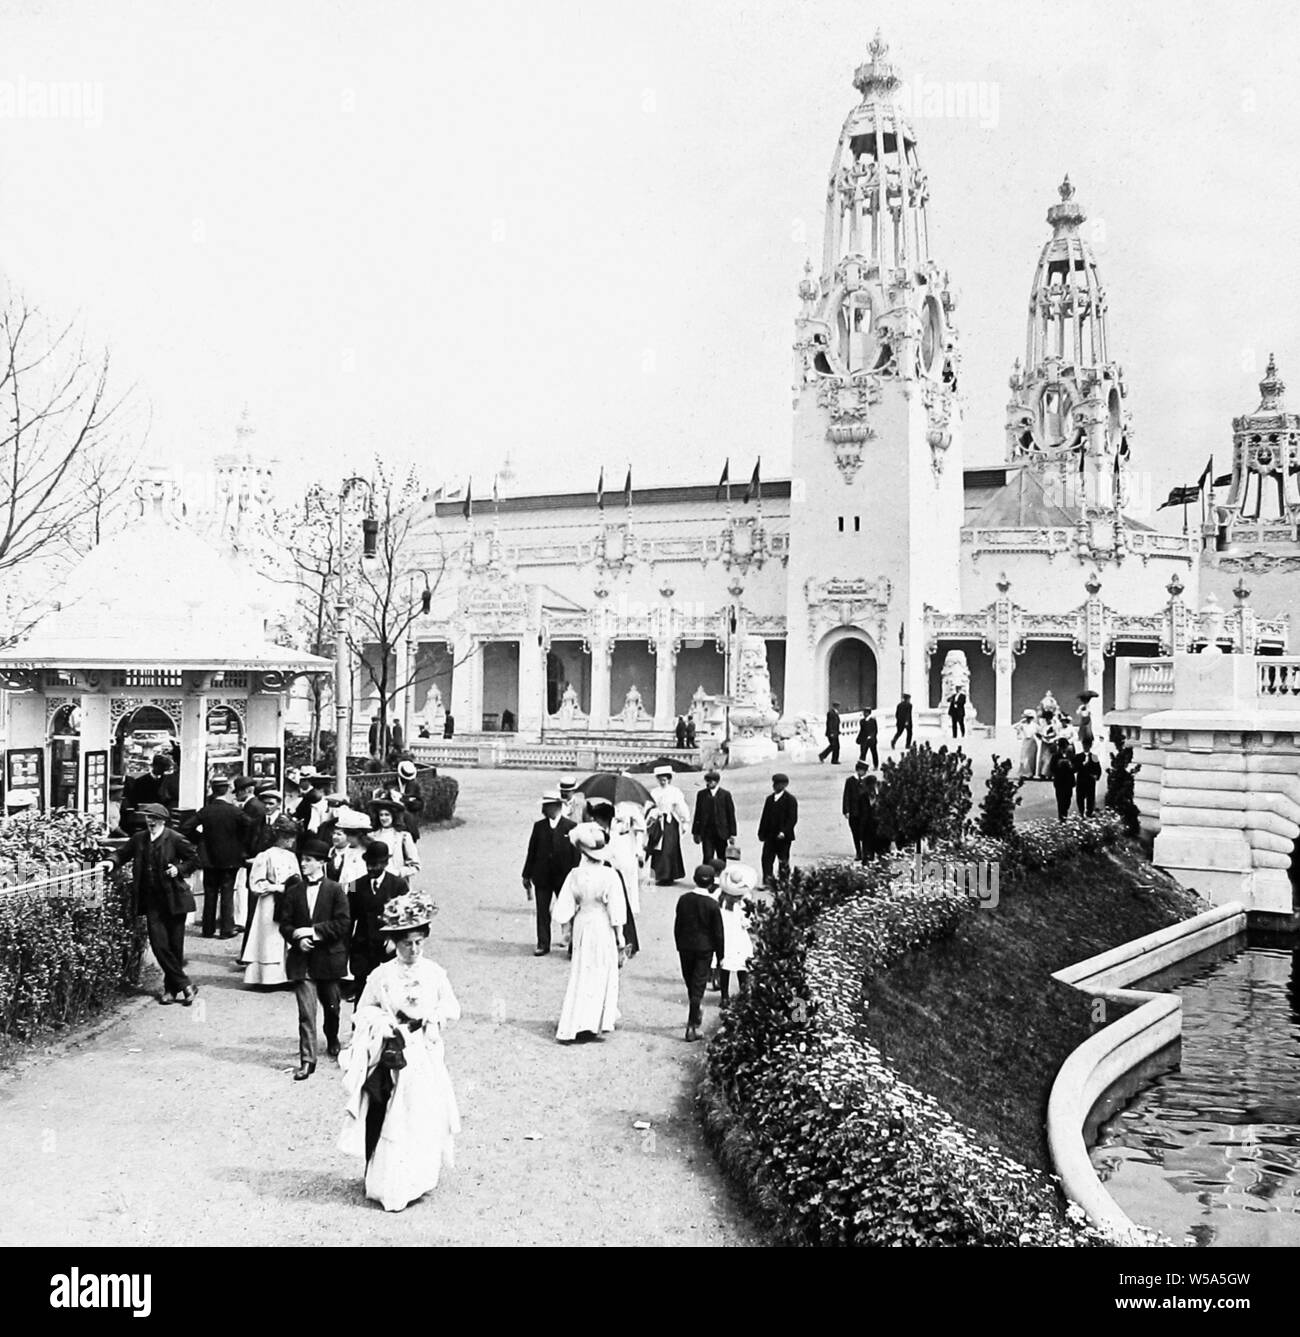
[{"left": 0, "top": 485, "right": 330, "bottom": 821}]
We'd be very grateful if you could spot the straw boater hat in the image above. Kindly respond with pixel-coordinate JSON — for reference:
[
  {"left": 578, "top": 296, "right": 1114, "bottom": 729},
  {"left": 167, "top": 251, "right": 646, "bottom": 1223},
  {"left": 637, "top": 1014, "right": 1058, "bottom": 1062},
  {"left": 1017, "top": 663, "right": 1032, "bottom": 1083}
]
[
  {"left": 540, "top": 791, "right": 562, "bottom": 806},
  {"left": 653, "top": 765, "right": 674, "bottom": 779},
  {"left": 379, "top": 892, "right": 438, "bottom": 934},
  {"left": 558, "top": 774, "right": 577, "bottom": 792},
  {"left": 397, "top": 760, "right": 417, "bottom": 781}
]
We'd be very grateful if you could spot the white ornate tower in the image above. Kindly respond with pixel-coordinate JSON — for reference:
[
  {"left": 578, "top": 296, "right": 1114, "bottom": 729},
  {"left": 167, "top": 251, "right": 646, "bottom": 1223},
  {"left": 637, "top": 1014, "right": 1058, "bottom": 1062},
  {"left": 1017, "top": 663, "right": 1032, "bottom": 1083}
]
[
  {"left": 1005, "top": 177, "right": 1133, "bottom": 533},
  {"left": 785, "top": 32, "right": 963, "bottom": 718}
]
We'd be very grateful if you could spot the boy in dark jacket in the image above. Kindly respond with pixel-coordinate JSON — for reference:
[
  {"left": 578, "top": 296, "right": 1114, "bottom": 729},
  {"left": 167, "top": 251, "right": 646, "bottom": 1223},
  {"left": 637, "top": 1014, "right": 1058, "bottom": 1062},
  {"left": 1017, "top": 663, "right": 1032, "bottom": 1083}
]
[{"left": 674, "top": 866, "right": 725, "bottom": 1042}]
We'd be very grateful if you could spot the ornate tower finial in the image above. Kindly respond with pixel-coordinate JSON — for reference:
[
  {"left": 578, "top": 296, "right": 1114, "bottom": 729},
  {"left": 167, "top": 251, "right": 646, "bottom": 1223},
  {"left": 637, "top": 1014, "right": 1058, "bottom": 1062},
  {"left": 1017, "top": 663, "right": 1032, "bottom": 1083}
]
[
  {"left": 1046, "top": 174, "right": 1086, "bottom": 235},
  {"left": 235, "top": 403, "right": 255, "bottom": 449},
  {"left": 1258, "top": 353, "right": 1285, "bottom": 410},
  {"left": 853, "top": 29, "right": 900, "bottom": 100}
]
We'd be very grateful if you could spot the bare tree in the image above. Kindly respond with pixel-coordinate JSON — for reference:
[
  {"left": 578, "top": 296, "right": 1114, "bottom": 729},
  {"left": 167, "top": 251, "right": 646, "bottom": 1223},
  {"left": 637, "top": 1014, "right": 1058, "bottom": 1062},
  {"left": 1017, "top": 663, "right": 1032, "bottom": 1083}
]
[
  {"left": 0, "top": 295, "right": 140, "bottom": 590},
  {"left": 347, "top": 463, "right": 466, "bottom": 760}
]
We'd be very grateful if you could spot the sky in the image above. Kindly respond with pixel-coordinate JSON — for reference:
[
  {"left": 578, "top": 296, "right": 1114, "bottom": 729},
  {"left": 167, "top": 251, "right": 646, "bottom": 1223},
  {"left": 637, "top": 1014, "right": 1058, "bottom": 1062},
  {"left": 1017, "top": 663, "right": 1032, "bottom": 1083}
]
[{"left": 0, "top": 0, "right": 1297, "bottom": 521}]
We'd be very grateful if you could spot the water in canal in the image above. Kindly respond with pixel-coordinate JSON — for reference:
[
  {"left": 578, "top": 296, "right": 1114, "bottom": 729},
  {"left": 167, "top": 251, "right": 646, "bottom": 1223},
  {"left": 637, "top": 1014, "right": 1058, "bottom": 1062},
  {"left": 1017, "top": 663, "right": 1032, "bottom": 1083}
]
[{"left": 1090, "top": 936, "right": 1300, "bottom": 1247}]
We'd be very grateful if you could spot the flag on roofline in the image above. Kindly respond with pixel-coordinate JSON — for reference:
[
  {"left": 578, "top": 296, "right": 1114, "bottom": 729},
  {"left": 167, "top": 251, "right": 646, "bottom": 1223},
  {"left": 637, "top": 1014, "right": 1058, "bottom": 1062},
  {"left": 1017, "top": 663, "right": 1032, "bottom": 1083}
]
[
  {"left": 716, "top": 458, "right": 730, "bottom": 504},
  {"left": 1158, "top": 484, "right": 1200, "bottom": 510},
  {"left": 596, "top": 467, "right": 605, "bottom": 511},
  {"left": 462, "top": 478, "right": 473, "bottom": 521},
  {"left": 744, "top": 458, "right": 761, "bottom": 504},
  {"left": 624, "top": 467, "right": 633, "bottom": 508}
]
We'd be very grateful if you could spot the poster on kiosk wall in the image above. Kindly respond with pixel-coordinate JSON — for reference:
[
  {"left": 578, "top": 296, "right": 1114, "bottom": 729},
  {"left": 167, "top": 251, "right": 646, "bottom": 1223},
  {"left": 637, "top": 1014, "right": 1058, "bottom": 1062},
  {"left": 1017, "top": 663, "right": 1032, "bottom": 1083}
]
[{"left": 5, "top": 747, "right": 45, "bottom": 814}]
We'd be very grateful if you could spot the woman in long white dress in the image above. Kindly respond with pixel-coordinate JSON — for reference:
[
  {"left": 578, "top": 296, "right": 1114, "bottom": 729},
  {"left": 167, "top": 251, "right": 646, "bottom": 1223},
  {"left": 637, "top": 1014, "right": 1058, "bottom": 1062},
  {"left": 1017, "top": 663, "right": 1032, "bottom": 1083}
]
[
  {"left": 553, "top": 824, "right": 628, "bottom": 1042},
  {"left": 368, "top": 801, "right": 421, "bottom": 877},
  {"left": 645, "top": 766, "right": 690, "bottom": 885},
  {"left": 339, "top": 893, "right": 460, "bottom": 1212},
  {"left": 1015, "top": 709, "right": 1041, "bottom": 780},
  {"left": 240, "top": 817, "right": 299, "bottom": 986}
]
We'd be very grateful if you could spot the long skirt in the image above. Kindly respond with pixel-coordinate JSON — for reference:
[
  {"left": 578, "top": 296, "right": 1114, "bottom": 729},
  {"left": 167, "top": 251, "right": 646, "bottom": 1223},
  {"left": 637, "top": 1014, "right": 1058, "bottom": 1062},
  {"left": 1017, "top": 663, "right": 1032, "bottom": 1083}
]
[
  {"left": 650, "top": 817, "right": 685, "bottom": 885},
  {"left": 1018, "top": 737, "right": 1040, "bottom": 780},
  {"left": 556, "top": 904, "right": 621, "bottom": 1041},
  {"left": 240, "top": 893, "right": 288, "bottom": 986}
]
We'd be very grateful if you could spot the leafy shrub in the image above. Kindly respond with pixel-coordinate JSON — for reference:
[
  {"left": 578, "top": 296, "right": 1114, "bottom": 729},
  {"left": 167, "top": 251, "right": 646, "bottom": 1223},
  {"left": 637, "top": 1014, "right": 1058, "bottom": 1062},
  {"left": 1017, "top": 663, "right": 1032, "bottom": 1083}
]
[
  {"left": 1105, "top": 744, "right": 1142, "bottom": 837},
  {"left": 0, "top": 810, "right": 109, "bottom": 883},
  {"left": 700, "top": 842, "right": 1126, "bottom": 1246},
  {"left": 0, "top": 880, "right": 147, "bottom": 1042},
  {"left": 875, "top": 743, "right": 972, "bottom": 850},
  {"left": 978, "top": 754, "right": 1023, "bottom": 843},
  {"left": 423, "top": 775, "right": 460, "bottom": 822}
]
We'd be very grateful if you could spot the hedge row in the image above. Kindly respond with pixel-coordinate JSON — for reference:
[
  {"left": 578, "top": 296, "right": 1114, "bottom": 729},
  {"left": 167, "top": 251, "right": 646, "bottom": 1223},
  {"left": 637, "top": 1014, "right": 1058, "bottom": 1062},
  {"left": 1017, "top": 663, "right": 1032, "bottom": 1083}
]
[
  {"left": 699, "top": 814, "right": 1136, "bottom": 1246},
  {"left": 345, "top": 772, "right": 460, "bottom": 822},
  {"left": 0, "top": 881, "right": 148, "bottom": 1042}
]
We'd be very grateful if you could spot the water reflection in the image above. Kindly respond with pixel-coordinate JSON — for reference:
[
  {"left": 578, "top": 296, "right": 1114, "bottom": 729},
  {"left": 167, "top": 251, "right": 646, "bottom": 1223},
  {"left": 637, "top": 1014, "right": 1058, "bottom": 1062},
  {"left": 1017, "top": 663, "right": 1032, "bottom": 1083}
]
[{"left": 1090, "top": 941, "right": 1300, "bottom": 1247}]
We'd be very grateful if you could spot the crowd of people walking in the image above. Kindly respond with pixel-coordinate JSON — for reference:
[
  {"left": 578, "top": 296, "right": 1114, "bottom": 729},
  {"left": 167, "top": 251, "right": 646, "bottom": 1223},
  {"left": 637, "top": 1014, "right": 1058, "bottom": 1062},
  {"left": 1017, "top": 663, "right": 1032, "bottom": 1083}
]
[{"left": 1013, "top": 689, "right": 1109, "bottom": 819}]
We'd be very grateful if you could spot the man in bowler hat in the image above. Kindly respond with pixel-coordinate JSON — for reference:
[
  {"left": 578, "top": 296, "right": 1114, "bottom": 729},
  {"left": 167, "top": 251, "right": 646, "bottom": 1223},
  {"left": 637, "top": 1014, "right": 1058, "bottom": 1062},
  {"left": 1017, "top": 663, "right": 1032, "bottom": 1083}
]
[
  {"left": 277, "top": 836, "right": 350, "bottom": 1079},
  {"left": 757, "top": 772, "right": 798, "bottom": 887},
  {"left": 182, "top": 775, "right": 254, "bottom": 938},
  {"left": 691, "top": 769, "right": 737, "bottom": 864},
  {"left": 521, "top": 792, "right": 580, "bottom": 955}
]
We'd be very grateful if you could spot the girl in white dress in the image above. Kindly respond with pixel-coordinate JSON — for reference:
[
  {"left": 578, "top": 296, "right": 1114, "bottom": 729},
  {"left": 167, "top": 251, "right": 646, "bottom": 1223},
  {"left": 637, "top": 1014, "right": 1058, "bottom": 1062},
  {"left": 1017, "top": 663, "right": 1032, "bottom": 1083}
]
[
  {"left": 553, "top": 824, "right": 628, "bottom": 1042},
  {"left": 339, "top": 893, "right": 460, "bottom": 1212},
  {"left": 717, "top": 863, "right": 758, "bottom": 1006},
  {"left": 240, "top": 817, "right": 299, "bottom": 986}
]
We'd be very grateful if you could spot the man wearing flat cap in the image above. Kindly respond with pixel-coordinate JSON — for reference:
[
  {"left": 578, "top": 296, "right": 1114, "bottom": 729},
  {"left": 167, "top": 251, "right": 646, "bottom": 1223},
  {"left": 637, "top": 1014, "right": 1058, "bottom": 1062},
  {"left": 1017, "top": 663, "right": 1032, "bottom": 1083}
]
[
  {"left": 757, "top": 773, "right": 799, "bottom": 888},
  {"left": 277, "top": 836, "right": 350, "bottom": 1079},
  {"left": 691, "top": 770, "right": 737, "bottom": 864},
  {"left": 105, "top": 804, "right": 201, "bottom": 1005},
  {"left": 182, "top": 775, "right": 254, "bottom": 939},
  {"left": 521, "top": 793, "right": 580, "bottom": 956}
]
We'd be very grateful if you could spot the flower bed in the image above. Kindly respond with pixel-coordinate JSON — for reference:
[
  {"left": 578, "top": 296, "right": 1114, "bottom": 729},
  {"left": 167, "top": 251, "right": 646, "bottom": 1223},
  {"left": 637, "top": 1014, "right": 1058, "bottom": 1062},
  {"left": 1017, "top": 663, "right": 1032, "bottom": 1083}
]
[{"left": 698, "top": 815, "right": 1133, "bottom": 1246}]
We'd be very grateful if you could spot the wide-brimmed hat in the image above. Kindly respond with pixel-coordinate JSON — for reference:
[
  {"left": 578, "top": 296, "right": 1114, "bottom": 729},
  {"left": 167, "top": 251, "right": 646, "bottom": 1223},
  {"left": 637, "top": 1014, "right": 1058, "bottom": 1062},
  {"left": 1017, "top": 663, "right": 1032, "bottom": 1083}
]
[
  {"left": 569, "top": 822, "right": 608, "bottom": 854},
  {"left": 6, "top": 792, "right": 38, "bottom": 810},
  {"left": 719, "top": 863, "right": 759, "bottom": 897},
  {"left": 370, "top": 798, "right": 405, "bottom": 817},
  {"left": 653, "top": 765, "right": 673, "bottom": 778},
  {"left": 397, "top": 760, "right": 417, "bottom": 780},
  {"left": 379, "top": 892, "right": 438, "bottom": 934},
  {"left": 335, "top": 808, "right": 373, "bottom": 832},
  {"left": 137, "top": 803, "right": 169, "bottom": 821}
]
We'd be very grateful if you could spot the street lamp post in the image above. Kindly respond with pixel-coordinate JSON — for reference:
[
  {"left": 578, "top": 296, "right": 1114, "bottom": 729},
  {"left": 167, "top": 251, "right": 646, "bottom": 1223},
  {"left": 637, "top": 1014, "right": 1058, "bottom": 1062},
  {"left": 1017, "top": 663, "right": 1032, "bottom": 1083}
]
[
  {"left": 403, "top": 569, "right": 434, "bottom": 746},
  {"left": 334, "top": 476, "right": 375, "bottom": 795}
]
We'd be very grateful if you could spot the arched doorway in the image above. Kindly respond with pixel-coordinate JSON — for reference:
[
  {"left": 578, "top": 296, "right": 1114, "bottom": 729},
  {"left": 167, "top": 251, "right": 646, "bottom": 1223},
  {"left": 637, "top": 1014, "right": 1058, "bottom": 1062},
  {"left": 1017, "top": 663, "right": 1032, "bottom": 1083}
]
[
  {"left": 113, "top": 704, "right": 179, "bottom": 784},
  {"left": 827, "top": 638, "right": 877, "bottom": 711}
]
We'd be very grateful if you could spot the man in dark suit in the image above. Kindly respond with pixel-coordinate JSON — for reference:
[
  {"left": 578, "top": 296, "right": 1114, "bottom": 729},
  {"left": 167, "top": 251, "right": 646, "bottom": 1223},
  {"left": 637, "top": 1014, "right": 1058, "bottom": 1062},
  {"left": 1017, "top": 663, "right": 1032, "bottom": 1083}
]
[
  {"left": 891, "top": 693, "right": 914, "bottom": 750},
  {"left": 857, "top": 707, "right": 879, "bottom": 768},
  {"left": 842, "top": 761, "right": 871, "bottom": 860},
  {"left": 1074, "top": 744, "right": 1102, "bottom": 816},
  {"left": 691, "top": 770, "right": 737, "bottom": 864},
  {"left": 347, "top": 843, "right": 408, "bottom": 1002},
  {"left": 757, "top": 772, "right": 798, "bottom": 887},
  {"left": 182, "top": 776, "right": 254, "bottom": 938},
  {"left": 674, "top": 865, "right": 726, "bottom": 1042},
  {"left": 277, "top": 837, "right": 350, "bottom": 1080},
  {"left": 235, "top": 774, "right": 268, "bottom": 825},
  {"left": 104, "top": 803, "right": 201, "bottom": 1005},
  {"left": 818, "top": 701, "right": 842, "bottom": 764},
  {"left": 948, "top": 689, "right": 967, "bottom": 739},
  {"left": 521, "top": 792, "right": 579, "bottom": 956}
]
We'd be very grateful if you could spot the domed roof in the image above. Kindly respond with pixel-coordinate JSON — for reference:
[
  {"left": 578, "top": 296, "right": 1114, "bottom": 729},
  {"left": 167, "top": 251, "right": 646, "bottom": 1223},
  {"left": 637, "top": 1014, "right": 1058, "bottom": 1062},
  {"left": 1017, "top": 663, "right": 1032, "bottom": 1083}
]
[{"left": 0, "top": 500, "right": 328, "bottom": 672}]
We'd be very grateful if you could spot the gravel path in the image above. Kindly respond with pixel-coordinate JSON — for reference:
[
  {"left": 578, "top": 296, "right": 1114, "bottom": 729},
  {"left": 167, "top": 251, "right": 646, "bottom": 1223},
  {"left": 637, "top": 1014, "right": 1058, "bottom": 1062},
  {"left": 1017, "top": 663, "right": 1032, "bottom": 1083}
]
[{"left": 0, "top": 737, "right": 1057, "bottom": 1246}]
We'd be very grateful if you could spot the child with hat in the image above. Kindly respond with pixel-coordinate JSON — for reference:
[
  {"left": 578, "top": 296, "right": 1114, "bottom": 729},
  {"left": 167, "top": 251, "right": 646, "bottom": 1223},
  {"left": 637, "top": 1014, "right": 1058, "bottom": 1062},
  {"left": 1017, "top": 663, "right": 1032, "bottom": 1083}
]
[
  {"left": 717, "top": 864, "right": 758, "bottom": 1006},
  {"left": 673, "top": 865, "right": 726, "bottom": 1042}
]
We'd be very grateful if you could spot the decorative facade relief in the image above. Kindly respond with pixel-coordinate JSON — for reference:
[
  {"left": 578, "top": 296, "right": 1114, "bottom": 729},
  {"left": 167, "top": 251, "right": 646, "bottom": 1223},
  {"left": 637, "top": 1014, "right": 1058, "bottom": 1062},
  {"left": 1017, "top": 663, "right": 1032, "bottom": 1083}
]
[{"left": 804, "top": 574, "right": 892, "bottom": 647}]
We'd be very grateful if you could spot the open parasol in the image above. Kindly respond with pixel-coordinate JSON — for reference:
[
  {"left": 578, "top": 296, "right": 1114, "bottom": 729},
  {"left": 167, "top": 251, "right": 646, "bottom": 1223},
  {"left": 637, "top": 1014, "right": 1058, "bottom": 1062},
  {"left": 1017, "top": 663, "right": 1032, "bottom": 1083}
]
[{"left": 575, "top": 772, "right": 654, "bottom": 806}]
